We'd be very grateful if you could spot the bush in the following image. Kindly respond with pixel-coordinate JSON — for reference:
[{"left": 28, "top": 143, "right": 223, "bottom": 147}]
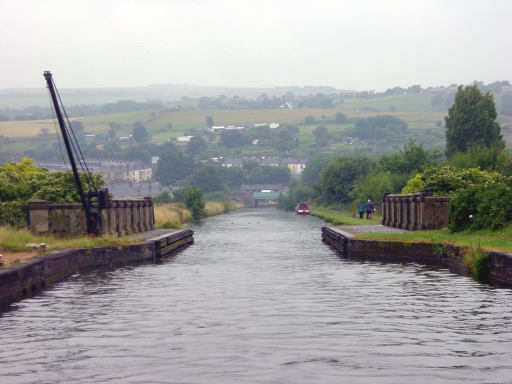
[
  {"left": 402, "top": 165, "right": 503, "bottom": 195},
  {"left": 449, "top": 181, "right": 512, "bottom": 232},
  {"left": 0, "top": 201, "right": 27, "bottom": 228},
  {"left": 184, "top": 187, "right": 207, "bottom": 221}
]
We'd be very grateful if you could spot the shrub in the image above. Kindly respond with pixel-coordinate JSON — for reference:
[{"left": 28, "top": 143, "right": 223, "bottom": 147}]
[
  {"left": 402, "top": 165, "right": 503, "bottom": 195},
  {"left": 449, "top": 181, "right": 512, "bottom": 232},
  {"left": 0, "top": 201, "right": 27, "bottom": 228},
  {"left": 184, "top": 187, "right": 207, "bottom": 221}
]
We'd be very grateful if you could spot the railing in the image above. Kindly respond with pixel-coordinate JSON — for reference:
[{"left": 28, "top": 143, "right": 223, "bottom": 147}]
[
  {"left": 381, "top": 190, "right": 450, "bottom": 230},
  {"left": 28, "top": 198, "right": 154, "bottom": 236}
]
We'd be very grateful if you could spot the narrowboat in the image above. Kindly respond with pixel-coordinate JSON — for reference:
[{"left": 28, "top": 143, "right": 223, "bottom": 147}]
[{"left": 296, "top": 202, "right": 310, "bottom": 215}]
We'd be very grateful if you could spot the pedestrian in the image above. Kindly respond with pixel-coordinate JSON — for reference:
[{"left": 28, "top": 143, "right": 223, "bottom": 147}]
[
  {"left": 366, "top": 199, "right": 374, "bottom": 220},
  {"left": 358, "top": 200, "right": 365, "bottom": 219}
]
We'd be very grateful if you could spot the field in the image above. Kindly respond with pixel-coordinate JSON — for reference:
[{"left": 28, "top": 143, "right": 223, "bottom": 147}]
[{"left": 2, "top": 91, "right": 511, "bottom": 154}]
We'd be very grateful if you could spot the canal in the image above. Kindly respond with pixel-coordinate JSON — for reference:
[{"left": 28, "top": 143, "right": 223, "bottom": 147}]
[{"left": 1, "top": 209, "right": 512, "bottom": 383}]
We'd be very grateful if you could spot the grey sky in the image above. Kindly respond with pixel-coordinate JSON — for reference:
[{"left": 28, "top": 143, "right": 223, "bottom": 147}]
[{"left": 1, "top": 0, "right": 511, "bottom": 91}]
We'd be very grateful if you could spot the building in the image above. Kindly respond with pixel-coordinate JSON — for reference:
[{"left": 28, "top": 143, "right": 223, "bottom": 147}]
[
  {"left": 36, "top": 159, "right": 154, "bottom": 183},
  {"left": 214, "top": 157, "right": 308, "bottom": 175}
]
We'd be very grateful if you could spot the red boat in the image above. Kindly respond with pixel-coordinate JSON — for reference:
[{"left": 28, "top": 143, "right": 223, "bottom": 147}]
[{"left": 296, "top": 203, "right": 310, "bottom": 215}]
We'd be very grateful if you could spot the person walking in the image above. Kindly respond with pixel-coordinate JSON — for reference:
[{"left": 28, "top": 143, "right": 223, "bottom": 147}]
[
  {"left": 358, "top": 200, "right": 365, "bottom": 219},
  {"left": 366, "top": 199, "right": 374, "bottom": 220}
]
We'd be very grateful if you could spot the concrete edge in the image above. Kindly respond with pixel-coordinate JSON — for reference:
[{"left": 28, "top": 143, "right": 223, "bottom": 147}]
[
  {"left": 322, "top": 226, "right": 512, "bottom": 287},
  {"left": 0, "top": 229, "right": 194, "bottom": 310}
]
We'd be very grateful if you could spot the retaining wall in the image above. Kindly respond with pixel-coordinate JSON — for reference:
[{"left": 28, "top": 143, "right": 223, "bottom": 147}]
[
  {"left": 322, "top": 226, "right": 512, "bottom": 286},
  {"left": 0, "top": 229, "right": 193, "bottom": 309}
]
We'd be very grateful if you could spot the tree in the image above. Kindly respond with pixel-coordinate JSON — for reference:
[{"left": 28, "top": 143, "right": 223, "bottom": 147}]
[
  {"left": 187, "top": 166, "right": 224, "bottom": 193},
  {"left": 206, "top": 116, "right": 214, "bottom": 128},
  {"left": 445, "top": 85, "right": 504, "bottom": 157},
  {"left": 184, "top": 187, "right": 207, "bottom": 221},
  {"left": 334, "top": 112, "right": 347, "bottom": 124},
  {"left": 185, "top": 136, "right": 207, "bottom": 157},
  {"left": 132, "top": 121, "right": 149, "bottom": 143},
  {"left": 275, "top": 130, "right": 298, "bottom": 152},
  {"left": 313, "top": 125, "right": 330, "bottom": 147},
  {"left": 318, "top": 156, "right": 375, "bottom": 204},
  {"left": 220, "top": 130, "right": 249, "bottom": 148},
  {"left": 70, "top": 121, "right": 84, "bottom": 133},
  {"left": 304, "top": 116, "right": 316, "bottom": 124},
  {"left": 156, "top": 148, "right": 195, "bottom": 185}
]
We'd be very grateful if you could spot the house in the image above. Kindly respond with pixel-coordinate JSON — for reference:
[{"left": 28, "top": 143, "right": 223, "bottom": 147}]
[
  {"left": 222, "top": 158, "right": 244, "bottom": 168},
  {"left": 176, "top": 136, "right": 194, "bottom": 143},
  {"left": 281, "top": 158, "right": 308, "bottom": 175}
]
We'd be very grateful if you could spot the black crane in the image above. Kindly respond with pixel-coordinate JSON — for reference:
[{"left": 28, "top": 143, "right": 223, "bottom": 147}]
[{"left": 44, "top": 71, "right": 109, "bottom": 235}]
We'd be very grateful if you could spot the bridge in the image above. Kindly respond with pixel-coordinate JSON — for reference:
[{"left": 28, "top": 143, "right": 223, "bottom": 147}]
[{"left": 230, "top": 184, "right": 284, "bottom": 207}]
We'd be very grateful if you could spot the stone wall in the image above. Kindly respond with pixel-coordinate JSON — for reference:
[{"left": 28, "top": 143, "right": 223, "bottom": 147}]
[
  {"left": 0, "top": 229, "right": 194, "bottom": 308},
  {"left": 382, "top": 191, "right": 450, "bottom": 230},
  {"left": 28, "top": 198, "right": 154, "bottom": 236},
  {"left": 322, "top": 226, "right": 512, "bottom": 287}
]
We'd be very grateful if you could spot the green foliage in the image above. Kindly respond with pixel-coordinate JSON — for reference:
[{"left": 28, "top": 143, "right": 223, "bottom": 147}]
[
  {"left": 445, "top": 85, "right": 504, "bottom": 157},
  {"left": 402, "top": 165, "right": 502, "bottom": 195},
  {"left": 187, "top": 166, "right": 224, "bottom": 193},
  {"left": 185, "top": 136, "right": 207, "bottom": 158},
  {"left": 380, "top": 139, "right": 440, "bottom": 175},
  {"left": 313, "top": 125, "right": 330, "bottom": 147},
  {"left": 334, "top": 112, "right": 347, "bottom": 123},
  {"left": 204, "top": 191, "right": 227, "bottom": 201},
  {"left": 276, "top": 129, "right": 299, "bottom": 152},
  {"left": 153, "top": 190, "right": 172, "bottom": 203},
  {"left": 242, "top": 161, "right": 291, "bottom": 185},
  {"left": 132, "top": 122, "right": 149, "bottom": 143},
  {"left": 0, "top": 158, "right": 103, "bottom": 204},
  {"left": 220, "top": 130, "right": 249, "bottom": 148},
  {"left": 0, "top": 201, "right": 26, "bottom": 228},
  {"left": 301, "top": 154, "right": 334, "bottom": 187},
  {"left": 156, "top": 147, "right": 195, "bottom": 186},
  {"left": 447, "top": 145, "right": 512, "bottom": 175},
  {"left": 277, "top": 192, "right": 296, "bottom": 211},
  {"left": 354, "top": 171, "right": 396, "bottom": 203},
  {"left": 463, "top": 245, "right": 490, "bottom": 283},
  {"left": 347, "top": 115, "right": 407, "bottom": 140},
  {"left": 184, "top": 187, "right": 207, "bottom": 221},
  {"left": 317, "top": 156, "right": 375, "bottom": 204},
  {"left": 449, "top": 180, "right": 512, "bottom": 232}
]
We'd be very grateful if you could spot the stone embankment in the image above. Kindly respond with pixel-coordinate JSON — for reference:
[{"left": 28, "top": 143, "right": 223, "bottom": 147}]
[
  {"left": 322, "top": 225, "right": 512, "bottom": 287},
  {"left": 0, "top": 229, "right": 194, "bottom": 309}
]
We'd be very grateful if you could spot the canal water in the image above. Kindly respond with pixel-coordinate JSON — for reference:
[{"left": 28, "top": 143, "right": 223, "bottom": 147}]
[{"left": 1, "top": 209, "right": 512, "bottom": 383}]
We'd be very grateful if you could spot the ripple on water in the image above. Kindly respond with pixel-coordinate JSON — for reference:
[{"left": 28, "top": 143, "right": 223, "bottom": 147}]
[{"left": 1, "top": 209, "right": 512, "bottom": 384}]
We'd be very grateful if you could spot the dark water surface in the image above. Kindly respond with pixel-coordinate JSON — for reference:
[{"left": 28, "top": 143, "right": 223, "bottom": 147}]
[{"left": 1, "top": 209, "right": 512, "bottom": 383}]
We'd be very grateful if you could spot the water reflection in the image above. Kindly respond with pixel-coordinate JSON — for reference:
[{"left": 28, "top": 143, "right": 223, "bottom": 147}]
[{"left": 1, "top": 208, "right": 511, "bottom": 384}]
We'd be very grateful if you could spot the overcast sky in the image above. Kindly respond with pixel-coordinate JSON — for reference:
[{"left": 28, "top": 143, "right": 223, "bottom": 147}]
[{"left": 1, "top": 0, "right": 511, "bottom": 91}]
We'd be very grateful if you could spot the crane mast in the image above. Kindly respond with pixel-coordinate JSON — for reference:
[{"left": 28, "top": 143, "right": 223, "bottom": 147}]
[{"left": 44, "top": 71, "right": 107, "bottom": 235}]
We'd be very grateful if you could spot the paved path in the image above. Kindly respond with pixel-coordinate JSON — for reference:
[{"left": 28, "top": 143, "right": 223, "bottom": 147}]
[
  {"left": 127, "top": 228, "right": 181, "bottom": 242},
  {"left": 334, "top": 224, "right": 409, "bottom": 237}
]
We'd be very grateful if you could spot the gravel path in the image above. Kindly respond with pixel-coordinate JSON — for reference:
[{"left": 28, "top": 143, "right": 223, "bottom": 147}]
[{"left": 335, "top": 224, "right": 409, "bottom": 236}]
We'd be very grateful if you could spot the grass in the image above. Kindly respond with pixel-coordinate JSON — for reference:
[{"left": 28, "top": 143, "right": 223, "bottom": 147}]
[
  {"left": 0, "top": 226, "right": 134, "bottom": 253},
  {"left": 310, "top": 206, "right": 380, "bottom": 226},
  {"left": 153, "top": 200, "right": 244, "bottom": 229},
  {"left": 356, "top": 226, "right": 512, "bottom": 253}
]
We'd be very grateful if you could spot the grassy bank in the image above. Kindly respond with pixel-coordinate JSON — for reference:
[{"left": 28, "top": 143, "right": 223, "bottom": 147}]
[
  {"left": 310, "top": 206, "right": 380, "bottom": 226},
  {"left": 357, "top": 227, "right": 512, "bottom": 253},
  {"left": 153, "top": 201, "right": 243, "bottom": 229},
  {"left": 0, "top": 200, "right": 243, "bottom": 266}
]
